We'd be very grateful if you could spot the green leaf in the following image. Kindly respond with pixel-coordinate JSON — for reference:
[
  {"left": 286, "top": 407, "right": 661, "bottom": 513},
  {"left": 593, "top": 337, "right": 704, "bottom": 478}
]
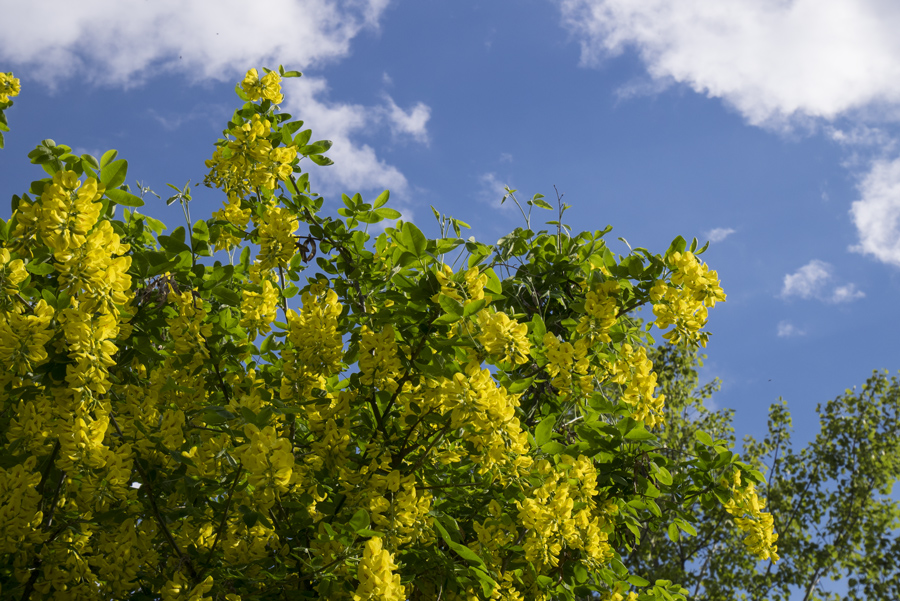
[
  {"left": 530, "top": 314, "right": 547, "bottom": 340},
  {"left": 667, "top": 523, "right": 680, "bottom": 542},
  {"left": 624, "top": 425, "right": 656, "bottom": 441},
  {"left": 373, "top": 190, "right": 390, "bottom": 209},
  {"left": 462, "top": 298, "right": 486, "bottom": 317},
  {"left": 308, "top": 154, "right": 333, "bottom": 166},
  {"left": 433, "top": 520, "right": 486, "bottom": 568},
  {"left": 470, "top": 566, "right": 498, "bottom": 597},
  {"left": 438, "top": 294, "right": 464, "bottom": 316},
  {"left": 399, "top": 222, "right": 427, "bottom": 258},
  {"left": 541, "top": 441, "right": 566, "bottom": 454},
  {"left": 628, "top": 575, "right": 650, "bottom": 587},
  {"left": 694, "top": 430, "right": 714, "bottom": 446},
  {"left": 531, "top": 196, "right": 553, "bottom": 210},
  {"left": 211, "top": 286, "right": 241, "bottom": 306},
  {"left": 158, "top": 234, "right": 191, "bottom": 255},
  {"left": 26, "top": 261, "right": 55, "bottom": 276},
  {"left": 192, "top": 220, "right": 209, "bottom": 241},
  {"left": 507, "top": 377, "right": 534, "bottom": 394},
  {"left": 100, "top": 149, "right": 118, "bottom": 168},
  {"left": 349, "top": 509, "right": 371, "bottom": 533},
  {"left": 535, "top": 415, "right": 556, "bottom": 447},
  {"left": 105, "top": 188, "right": 144, "bottom": 207},
  {"left": 100, "top": 159, "right": 128, "bottom": 190},
  {"left": 654, "top": 465, "right": 673, "bottom": 486},
  {"left": 374, "top": 207, "right": 402, "bottom": 219}
]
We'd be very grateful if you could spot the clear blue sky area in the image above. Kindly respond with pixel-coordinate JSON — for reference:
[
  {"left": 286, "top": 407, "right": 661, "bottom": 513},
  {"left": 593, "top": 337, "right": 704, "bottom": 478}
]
[{"left": 3, "top": 0, "right": 899, "bottom": 458}]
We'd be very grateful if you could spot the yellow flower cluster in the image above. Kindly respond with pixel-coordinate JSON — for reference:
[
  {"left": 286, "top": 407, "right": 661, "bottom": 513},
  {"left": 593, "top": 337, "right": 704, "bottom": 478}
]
[
  {"left": 477, "top": 310, "right": 530, "bottom": 365},
  {"left": 241, "top": 68, "right": 284, "bottom": 104},
  {"left": 434, "top": 264, "right": 488, "bottom": 303},
  {"left": 306, "top": 390, "right": 353, "bottom": 473},
  {"left": 0, "top": 71, "right": 20, "bottom": 103},
  {"left": 236, "top": 424, "right": 294, "bottom": 508},
  {"left": 723, "top": 470, "right": 779, "bottom": 562},
  {"left": 0, "top": 298, "right": 54, "bottom": 377},
  {"left": 542, "top": 332, "right": 592, "bottom": 396},
  {"left": 167, "top": 287, "right": 213, "bottom": 372},
  {"left": 651, "top": 251, "right": 726, "bottom": 347},
  {"left": 55, "top": 220, "right": 133, "bottom": 317},
  {"left": 427, "top": 362, "right": 531, "bottom": 474},
  {"left": 205, "top": 70, "right": 297, "bottom": 196},
  {"left": 517, "top": 456, "right": 615, "bottom": 569},
  {"left": 281, "top": 283, "right": 343, "bottom": 400},
  {"left": 606, "top": 343, "right": 665, "bottom": 428},
  {"left": 37, "top": 170, "right": 104, "bottom": 253},
  {"left": 211, "top": 195, "right": 251, "bottom": 251},
  {"left": 0, "top": 456, "right": 44, "bottom": 555},
  {"left": 577, "top": 280, "right": 619, "bottom": 341},
  {"left": 257, "top": 205, "right": 298, "bottom": 271},
  {"left": 240, "top": 268, "right": 279, "bottom": 338},
  {"left": 352, "top": 464, "right": 434, "bottom": 548},
  {"left": 353, "top": 537, "right": 405, "bottom": 601},
  {"left": 359, "top": 324, "right": 403, "bottom": 389}
]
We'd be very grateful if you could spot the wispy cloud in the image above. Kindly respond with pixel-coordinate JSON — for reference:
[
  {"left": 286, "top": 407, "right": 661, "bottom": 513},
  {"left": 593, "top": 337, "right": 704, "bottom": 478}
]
[
  {"left": 477, "top": 172, "right": 515, "bottom": 211},
  {"left": 705, "top": 227, "right": 736, "bottom": 243},
  {"left": 781, "top": 260, "right": 865, "bottom": 303},
  {"left": 146, "top": 103, "right": 229, "bottom": 131},
  {"left": 777, "top": 321, "right": 805, "bottom": 338}
]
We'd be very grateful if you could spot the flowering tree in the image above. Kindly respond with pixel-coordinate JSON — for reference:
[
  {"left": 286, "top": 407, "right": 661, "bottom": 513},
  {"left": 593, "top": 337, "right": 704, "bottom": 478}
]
[{"left": 0, "top": 68, "right": 776, "bottom": 601}]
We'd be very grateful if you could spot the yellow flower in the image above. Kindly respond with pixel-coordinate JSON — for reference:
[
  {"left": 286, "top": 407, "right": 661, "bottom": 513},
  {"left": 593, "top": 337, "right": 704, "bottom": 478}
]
[
  {"left": 353, "top": 537, "right": 405, "bottom": 601},
  {"left": 0, "top": 72, "right": 20, "bottom": 103},
  {"left": 477, "top": 310, "right": 530, "bottom": 365}
]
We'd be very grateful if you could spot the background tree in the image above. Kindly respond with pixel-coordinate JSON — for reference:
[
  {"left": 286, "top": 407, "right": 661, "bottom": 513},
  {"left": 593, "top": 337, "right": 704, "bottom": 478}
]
[
  {"left": 625, "top": 342, "right": 900, "bottom": 601},
  {"left": 0, "top": 67, "right": 774, "bottom": 600}
]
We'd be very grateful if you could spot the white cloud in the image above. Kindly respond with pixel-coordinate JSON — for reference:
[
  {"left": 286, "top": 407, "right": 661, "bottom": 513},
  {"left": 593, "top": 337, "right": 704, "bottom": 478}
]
[
  {"left": 499, "top": 153, "right": 514, "bottom": 163},
  {"left": 782, "top": 260, "right": 832, "bottom": 299},
  {"left": 780, "top": 260, "right": 865, "bottom": 303},
  {"left": 850, "top": 157, "right": 900, "bottom": 266},
  {"left": 830, "top": 283, "right": 865, "bottom": 303},
  {"left": 284, "top": 78, "right": 412, "bottom": 197},
  {"left": 0, "top": 0, "right": 390, "bottom": 87},
  {"left": 777, "top": 320, "right": 805, "bottom": 338},
  {"left": 705, "top": 227, "right": 736, "bottom": 243},
  {"left": 558, "top": 0, "right": 900, "bottom": 128},
  {"left": 383, "top": 96, "right": 431, "bottom": 144},
  {"left": 557, "top": 0, "right": 900, "bottom": 267},
  {"left": 0, "top": 1, "right": 434, "bottom": 200}
]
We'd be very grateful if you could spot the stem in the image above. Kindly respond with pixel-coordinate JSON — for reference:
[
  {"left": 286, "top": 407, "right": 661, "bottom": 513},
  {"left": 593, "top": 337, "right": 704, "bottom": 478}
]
[{"left": 277, "top": 266, "right": 289, "bottom": 316}]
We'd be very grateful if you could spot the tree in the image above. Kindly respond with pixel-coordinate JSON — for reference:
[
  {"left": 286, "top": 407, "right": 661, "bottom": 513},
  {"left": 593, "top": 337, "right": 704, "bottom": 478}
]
[
  {"left": 0, "top": 67, "right": 774, "bottom": 600},
  {"left": 626, "top": 343, "right": 900, "bottom": 601}
]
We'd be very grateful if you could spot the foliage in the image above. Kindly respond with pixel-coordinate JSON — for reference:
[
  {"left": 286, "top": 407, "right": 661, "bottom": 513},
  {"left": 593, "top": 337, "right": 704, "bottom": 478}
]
[
  {"left": 626, "top": 344, "right": 900, "bottom": 601},
  {"left": 0, "top": 71, "right": 22, "bottom": 148},
  {"left": 0, "top": 67, "right": 774, "bottom": 600}
]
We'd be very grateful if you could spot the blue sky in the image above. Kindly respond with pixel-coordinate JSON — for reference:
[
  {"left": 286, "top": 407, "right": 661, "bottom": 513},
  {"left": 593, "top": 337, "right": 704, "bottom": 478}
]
[{"left": 2, "top": 0, "right": 900, "bottom": 453}]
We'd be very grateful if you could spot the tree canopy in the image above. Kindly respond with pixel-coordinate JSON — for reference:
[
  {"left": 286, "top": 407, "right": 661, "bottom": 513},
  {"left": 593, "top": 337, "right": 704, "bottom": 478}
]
[
  {"left": 628, "top": 342, "right": 900, "bottom": 601},
  {"left": 0, "top": 68, "right": 777, "bottom": 601}
]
